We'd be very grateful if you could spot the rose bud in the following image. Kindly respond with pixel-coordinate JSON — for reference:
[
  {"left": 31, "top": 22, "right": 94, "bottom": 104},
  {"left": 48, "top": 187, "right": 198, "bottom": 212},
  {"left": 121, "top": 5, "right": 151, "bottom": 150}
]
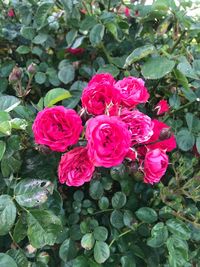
[
  {"left": 9, "top": 66, "right": 22, "bottom": 83},
  {"left": 159, "top": 127, "right": 172, "bottom": 140},
  {"left": 8, "top": 8, "right": 15, "bottom": 18},
  {"left": 154, "top": 100, "right": 170, "bottom": 115},
  {"left": 27, "top": 63, "right": 36, "bottom": 74}
]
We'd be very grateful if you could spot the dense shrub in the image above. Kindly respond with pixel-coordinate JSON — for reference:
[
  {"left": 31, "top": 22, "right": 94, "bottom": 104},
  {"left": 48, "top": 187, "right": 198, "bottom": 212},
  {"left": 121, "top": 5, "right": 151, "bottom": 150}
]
[{"left": 0, "top": 0, "right": 200, "bottom": 266}]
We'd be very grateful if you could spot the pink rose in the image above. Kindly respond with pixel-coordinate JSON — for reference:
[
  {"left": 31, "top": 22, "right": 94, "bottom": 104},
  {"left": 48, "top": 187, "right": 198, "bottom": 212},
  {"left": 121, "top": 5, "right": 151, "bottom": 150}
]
[
  {"left": 81, "top": 73, "right": 120, "bottom": 116},
  {"left": 115, "top": 76, "right": 149, "bottom": 108},
  {"left": 125, "top": 7, "right": 130, "bottom": 17},
  {"left": 58, "top": 147, "right": 95, "bottom": 186},
  {"left": 145, "top": 119, "right": 176, "bottom": 152},
  {"left": 32, "top": 106, "right": 83, "bottom": 152},
  {"left": 144, "top": 148, "right": 169, "bottom": 184},
  {"left": 66, "top": 47, "right": 85, "bottom": 55},
  {"left": 8, "top": 8, "right": 15, "bottom": 17},
  {"left": 154, "top": 100, "right": 170, "bottom": 115},
  {"left": 126, "top": 148, "right": 137, "bottom": 161},
  {"left": 120, "top": 109, "right": 154, "bottom": 145},
  {"left": 86, "top": 115, "right": 131, "bottom": 167}
]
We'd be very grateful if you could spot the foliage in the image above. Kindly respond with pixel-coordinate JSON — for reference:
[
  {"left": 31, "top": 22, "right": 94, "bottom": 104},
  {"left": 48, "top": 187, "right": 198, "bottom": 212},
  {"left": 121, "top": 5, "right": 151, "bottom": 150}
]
[{"left": 0, "top": 0, "right": 200, "bottom": 266}]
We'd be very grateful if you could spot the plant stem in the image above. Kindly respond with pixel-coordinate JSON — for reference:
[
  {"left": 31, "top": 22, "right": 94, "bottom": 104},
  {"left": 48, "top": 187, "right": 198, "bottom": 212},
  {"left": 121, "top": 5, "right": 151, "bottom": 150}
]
[
  {"left": 93, "top": 208, "right": 114, "bottom": 215},
  {"left": 100, "top": 42, "right": 112, "bottom": 64},
  {"left": 170, "top": 30, "right": 186, "bottom": 53},
  {"left": 163, "top": 100, "right": 196, "bottom": 122},
  {"left": 109, "top": 229, "right": 133, "bottom": 248}
]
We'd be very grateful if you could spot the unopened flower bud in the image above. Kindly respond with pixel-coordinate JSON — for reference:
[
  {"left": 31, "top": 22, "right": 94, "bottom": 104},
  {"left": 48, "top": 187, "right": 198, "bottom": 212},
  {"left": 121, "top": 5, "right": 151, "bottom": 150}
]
[
  {"left": 27, "top": 63, "right": 36, "bottom": 74},
  {"left": 9, "top": 66, "right": 22, "bottom": 83},
  {"left": 159, "top": 127, "right": 172, "bottom": 140}
]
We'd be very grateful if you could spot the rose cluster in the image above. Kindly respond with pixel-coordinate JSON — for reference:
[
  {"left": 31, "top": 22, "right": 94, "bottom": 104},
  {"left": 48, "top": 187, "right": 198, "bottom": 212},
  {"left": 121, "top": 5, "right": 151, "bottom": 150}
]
[{"left": 32, "top": 73, "right": 176, "bottom": 187}]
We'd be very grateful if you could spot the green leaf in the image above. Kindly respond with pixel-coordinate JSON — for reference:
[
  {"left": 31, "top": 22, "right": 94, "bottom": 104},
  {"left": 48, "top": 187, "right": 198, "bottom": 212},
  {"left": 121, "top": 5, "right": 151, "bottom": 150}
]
[
  {"left": 0, "top": 95, "right": 20, "bottom": 112},
  {"left": 97, "top": 64, "right": 119, "bottom": 77},
  {"left": 16, "top": 45, "right": 30, "bottom": 54},
  {"left": 81, "top": 233, "right": 95, "bottom": 250},
  {"left": 94, "top": 241, "right": 110, "bottom": 264},
  {"left": 0, "top": 195, "right": 16, "bottom": 236},
  {"left": 110, "top": 210, "right": 124, "bottom": 229},
  {"left": 196, "top": 136, "right": 200, "bottom": 154},
  {"left": 141, "top": 56, "right": 175, "bottom": 79},
  {"left": 98, "top": 197, "right": 109, "bottom": 210},
  {"left": 166, "top": 236, "right": 188, "bottom": 267},
  {"left": 166, "top": 219, "right": 191, "bottom": 240},
  {"left": 0, "top": 121, "right": 11, "bottom": 136},
  {"left": 89, "top": 181, "right": 104, "bottom": 200},
  {"left": 180, "top": 87, "right": 197, "bottom": 102},
  {"left": 120, "top": 255, "right": 136, "bottom": 267},
  {"left": 176, "top": 129, "right": 195, "bottom": 151},
  {"left": 14, "top": 179, "right": 54, "bottom": 208},
  {"left": 94, "top": 226, "right": 108, "bottom": 241},
  {"left": 35, "top": 3, "right": 53, "bottom": 28},
  {"left": 0, "top": 141, "right": 6, "bottom": 161},
  {"left": 177, "top": 60, "right": 199, "bottom": 79},
  {"left": 33, "top": 33, "right": 48, "bottom": 44},
  {"left": 125, "top": 45, "right": 155, "bottom": 67},
  {"left": 11, "top": 118, "right": 28, "bottom": 130},
  {"left": 135, "top": 207, "right": 158, "bottom": 223},
  {"left": 58, "top": 65, "right": 75, "bottom": 84},
  {"left": 20, "top": 26, "right": 35, "bottom": 40},
  {"left": 35, "top": 72, "right": 46, "bottom": 84},
  {"left": 27, "top": 209, "right": 63, "bottom": 248},
  {"left": 59, "top": 238, "right": 77, "bottom": 262},
  {"left": 0, "top": 253, "right": 17, "bottom": 267},
  {"left": 44, "top": 88, "right": 71, "bottom": 107},
  {"left": 89, "top": 24, "right": 105, "bottom": 46},
  {"left": 111, "top": 192, "right": 126, "bottom": 209},
  {"left": 13, "top": 216, "right": 27, "bottom": 243},
  {"left": 174, "top": 69, "right": 189, "bottom": 90},
  {"left": 66, "top": 29, "right": 77, "bottom": 46},
  {"left": 7, "top": 249, "right": 28, "bottom": 267},
  {"left": 147, "top": 222, "right": 168, "bottom": 247}
]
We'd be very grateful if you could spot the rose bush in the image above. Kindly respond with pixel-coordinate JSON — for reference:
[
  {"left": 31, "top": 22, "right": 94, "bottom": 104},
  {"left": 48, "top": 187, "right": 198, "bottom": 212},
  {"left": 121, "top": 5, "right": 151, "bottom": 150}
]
[{"left": 0, "top": 0, "right": 200, "bottom": 266}]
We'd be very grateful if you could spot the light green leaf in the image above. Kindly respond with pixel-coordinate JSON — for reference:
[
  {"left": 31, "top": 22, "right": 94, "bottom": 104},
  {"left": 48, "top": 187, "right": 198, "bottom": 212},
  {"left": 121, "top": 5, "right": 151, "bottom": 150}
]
[
  {"left": 111, "top": 192, "right": 126, "bottom": 209},
  {"left": 58, "top": 65, "right": 75, "bottom": 84},
  {"left": 0, "top": 253, "right": 17, "bottom": 267},
  {"left": 94, "top": 226, "right": 108, "bottom": 241},
  {"left": 0, "top": 95, "right": 20, "bottom": 112},
  {"left": 0, "top": 141, "right": 6, "bottom": 161},
  {"left": 135, "top": 207, "right": 158, "bottom": 223},
  {"left": 141, "top": 56, "right": 175, "bottom": 79},
  {"left": 89, "top": 24, "right": 105, "bottom": 46},
  {"left": 35, "top": 3, "right": 53, "bottom": 28},
  {"left": 125, "top": 45, "right": 155, "bottom": 67},
  {"left": 147, "top": 222, "right": 168, "bottom": 247},
  {"left": 166, "top": 219, "right": 191, "bottom": 240},
  {"left": 44, "top": 88, "right": 71, "bottom": 107},
  {"left": 176, "top": 129, "right": 195, "bottom": 151},
  {"left": 16, "top": 45, "right": 30, "bottom": 54},
  {"left": 14, "top": 179, "right": 54, "bottom": 208},
  {"left": 81, "top": 233, "right": 95, "bottom": 250},
  {"left": 0, "top": 195, "right": 17, "bottom": 236},
  {"left": 59, "top": 238, "right": 77, "bottom": 262},
  {"left": 94, "top": 241, "right": 110, "bottom": 264},
  {"left": 0, "top": 121, "right": 11, "bottom": 135},
  {"left": 27, "top": 209, "right": 63, "bottom": 248}
]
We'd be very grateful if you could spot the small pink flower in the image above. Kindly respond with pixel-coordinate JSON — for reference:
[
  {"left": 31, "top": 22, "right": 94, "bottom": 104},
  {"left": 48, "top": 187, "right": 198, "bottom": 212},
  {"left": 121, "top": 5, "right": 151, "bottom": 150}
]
[
  {"left": 154, "top": 100, "right": 170, "bottom": 115},
  {"left": 66, "top": 47, "right": 85, "bottom": 55},
  {"left": 8, "top": 8, "right": 15, "bottom": 17},
  {"left": 115, "top": 76, "right": 149, "bottom": 108},
  {"left": 144, "top": 148, "right": 169, "bottom": 184},
  {"left": 58, "top": 147, "right": 95, "bottom": 186},
  {"left": 81, "top": 73, "right": 120, "bottom": 116},
  {"left": 125, "top": 7, "right": 130, "bottom": 17},
  {"left": 32, "top": 106, "right": 83, "bottom": 152},
  {"left": 120, "top": 109, "right": 154, "bottom": 145},
  {"left": 86, "top": 115, "right": 131, "bottom": 167},
  {"left": 145, "top": 119, "right": 176, "bottom": 152}
]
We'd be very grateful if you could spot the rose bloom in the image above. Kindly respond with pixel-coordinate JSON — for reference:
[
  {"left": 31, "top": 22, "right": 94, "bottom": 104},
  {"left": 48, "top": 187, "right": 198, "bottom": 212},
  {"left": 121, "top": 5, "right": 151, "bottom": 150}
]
[
  {"left": 66, "top": 47, "right": 85, "bottom": 55},
  {"left": 154, "top": 100, "right": 170, "bottom": 115},
  {"left": 145, "top": 119, "right": 176, "bottom": 152},
  {"left": 125, "top": 7, "right": 130, "bottom": 17},
  {"left": 81, "top": 73, "right": 120, "bottom": 116},
  {"left": 115, "top": 76, "right": 149, "bottom": 108},
  {"left": 58, "top": 147, "right": 95, "bottom": 186},
  {"left": 120, "top": 109, "right": 154, "bottom": 145},
  {"left": 32, "top": 106, "right": 83, "bottom": 152},
  {"left": 144, "top": 148, "right": 169, "bottom": 184},
  {"left": 8, "top": 8, "right": 15, "bottom": 17},
  {"left": 86, "top": 115, "right": 131, "bottom": 167}
]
